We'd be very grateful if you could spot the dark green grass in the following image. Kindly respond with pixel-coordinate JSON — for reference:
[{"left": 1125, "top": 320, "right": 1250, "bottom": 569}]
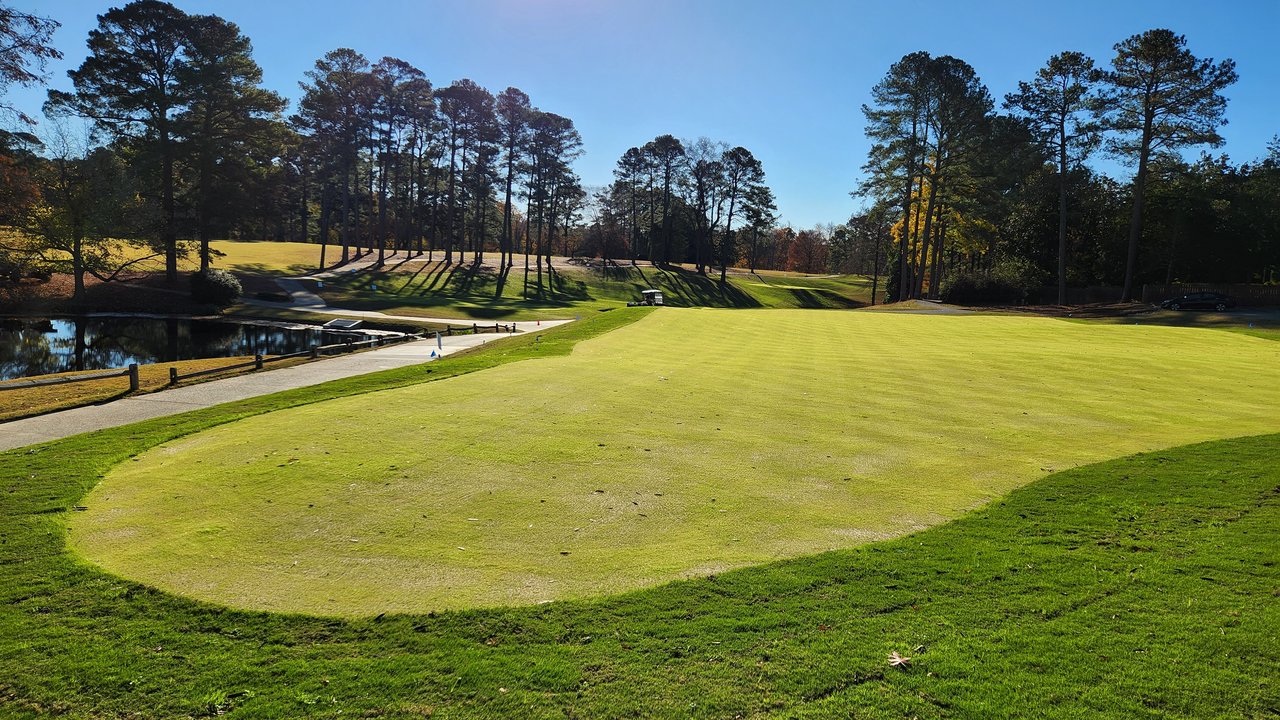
[
  {"left": 1, "top": 309, "right": 1277, "bottom": 717},
  {"left": 316, "top": 261, "right": 871, "bottom": 320}
]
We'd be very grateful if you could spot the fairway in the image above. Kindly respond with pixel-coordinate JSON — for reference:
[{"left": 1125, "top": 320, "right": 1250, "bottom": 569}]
[{"left": 71, "top": 309, "right": 1280, "bottom": 616}]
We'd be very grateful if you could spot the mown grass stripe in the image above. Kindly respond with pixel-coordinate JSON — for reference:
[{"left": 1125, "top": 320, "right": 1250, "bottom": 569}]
[{"left": 68, "top": 309, "right": 1280, "bottom": 616}]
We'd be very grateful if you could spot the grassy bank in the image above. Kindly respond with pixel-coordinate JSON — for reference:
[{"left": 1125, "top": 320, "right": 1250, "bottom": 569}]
[{"left": 315, "top": 260, "right": 872, "bottom": 319}]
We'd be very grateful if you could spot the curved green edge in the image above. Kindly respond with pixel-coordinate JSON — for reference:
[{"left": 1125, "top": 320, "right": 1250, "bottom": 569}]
[{"left": 0, "top": 306, "right": 1276, "bottom": 718}]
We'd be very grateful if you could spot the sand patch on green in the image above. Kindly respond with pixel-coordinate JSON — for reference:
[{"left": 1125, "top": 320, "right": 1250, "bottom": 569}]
[{"left": 71, "top": 309, "right": 1280, "bottom": 615}]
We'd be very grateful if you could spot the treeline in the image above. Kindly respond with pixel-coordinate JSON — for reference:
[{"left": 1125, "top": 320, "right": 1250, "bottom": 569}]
[
  {"left": 583, "top": 136, "right": 777, "bottom": 282},
  {"left": 578, "top": 28, "right": 1279, "bottom": 301},
  {"left": 845, "top": 30, "right": 1280, "bottom": 304},
  {"left": 4, "top": 5, "right": 1278, "bottom": 306},
  {"left": 0, "top": 0, "right": 587, "bottom": 300}
]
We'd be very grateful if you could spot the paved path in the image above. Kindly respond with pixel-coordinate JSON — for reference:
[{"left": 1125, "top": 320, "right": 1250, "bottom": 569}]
[
  {"left": 1, "top": 251, "right": 581, "bottom": 452},
  {"left": 0, "top": 327, "right": 560, "bottom": 453}
]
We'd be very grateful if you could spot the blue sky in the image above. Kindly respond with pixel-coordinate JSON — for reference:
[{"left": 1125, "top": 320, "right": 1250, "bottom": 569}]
[{"left": 8, "top": 0, "right": 1279, "bottom": 227}]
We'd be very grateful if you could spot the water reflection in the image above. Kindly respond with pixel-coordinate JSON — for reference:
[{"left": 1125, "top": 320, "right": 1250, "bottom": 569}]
[{"left": 0, "top": 317, "right": 375, "bottom": 380}]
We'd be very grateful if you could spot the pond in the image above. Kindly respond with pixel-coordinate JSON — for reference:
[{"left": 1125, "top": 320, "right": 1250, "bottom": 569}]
[{"left": 0, "top": 316, "right": 386, "bottom": 381}]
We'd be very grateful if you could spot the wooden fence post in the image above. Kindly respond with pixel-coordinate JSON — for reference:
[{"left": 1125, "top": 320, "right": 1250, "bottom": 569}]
[
  {"left": 254, "top": 354, "right": 264, "bottom": 370},
  {"left": 128, "top": 364, "right": 139, "bottom": 392},
  {"left": 169, "top": 367, "right": 178, "bottom": 385},
  {"left": 310, "top": 344, "right": 319, "bottom": 359}
]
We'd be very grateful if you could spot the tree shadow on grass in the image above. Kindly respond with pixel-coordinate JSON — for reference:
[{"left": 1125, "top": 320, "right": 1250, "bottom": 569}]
[
  {"left": 785, "top": 288, "right": 866, "bottom": 309},
  {"left": 634, "top": 265, "right": 763, "bottom": 308}
]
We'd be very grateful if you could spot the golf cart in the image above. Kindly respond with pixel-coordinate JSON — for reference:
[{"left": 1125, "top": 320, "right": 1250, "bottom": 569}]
[{"left": 628, "top": 289, "right": 664, "bottom": 307}]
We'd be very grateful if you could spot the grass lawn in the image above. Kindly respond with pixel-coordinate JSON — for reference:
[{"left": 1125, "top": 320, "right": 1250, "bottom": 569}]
[
  {"left": 69, "top": 309, "right": 1280, "bottom": 618},
  {"left": 0, "top": 309, "right": 1275, "bottom": 716},
  {"left": 201, "top": 240, "right": 327, "bottom": 276},
  {"left": 42, "top": 239, "right": 326, "bottom": 277},
  {"left": 314, "top": 260, "right": 872, "bottom": 320}
]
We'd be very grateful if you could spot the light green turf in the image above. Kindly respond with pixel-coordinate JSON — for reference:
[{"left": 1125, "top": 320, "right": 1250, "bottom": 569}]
[
  {"left": 70, "top": 309, "right": 1280, "bottom": 616},
  {"left": 206, "top": 239, "right": 323, "bottom": 275},
  {"left": 118, "top": 239, "right": 324, "bottom": 274}
]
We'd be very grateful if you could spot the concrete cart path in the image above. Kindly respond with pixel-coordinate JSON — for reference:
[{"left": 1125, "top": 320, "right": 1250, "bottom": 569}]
[{"left": 0, "top": 329, "right": 541, "bottom": 453}]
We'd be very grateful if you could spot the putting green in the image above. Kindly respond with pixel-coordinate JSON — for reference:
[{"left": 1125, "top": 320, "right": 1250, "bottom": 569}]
[{"left": 71, "top": 309, "right": 1280, "bottom": 616}]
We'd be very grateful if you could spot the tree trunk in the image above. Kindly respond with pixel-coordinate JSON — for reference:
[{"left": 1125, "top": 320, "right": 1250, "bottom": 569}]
[
  {"left": 870, "top": 226, "right": 882, "bottom": 306},
  {"left": 377, "top": 139, "right": 388, "bottom": 267},
  {"left": 535, "top": 195, "right": 544, "bottom": 295},
  {"left": 721, "top": 194, "right": 737, "bottom": 284},
  {"left": 929, "top": 207, "right": 945, "bottom": 299},
  {"left": 523, "top": 194, "right": 533, "bottom": 298},
  {"left": 159, "top": 121, "right": 178, "bottom": 283},
  {"left": 661, "top": 170, "right": 673, "bottom": 266},
  {"left": 1055, "top": 119, "right": 1069, "bottom": 305},
  {"left": 300, "top": 160, "right": 310, "bottom": 252},
  {"left": 896, "top": 116, "right": 920, "bottom": 302},
  {"left": 918, "top": 164, "right": 942, "bottom": 299},
  {"left": 629, "top": 184, "right": 639, "bottom": 266},
  {"left": 444, "top": 131, "right": 459, "bottom": 266},
  {"left": 72, "top": 229, "right": 85, "bottom": 302},
  {"left": 1121, "top": 115, "right": 1154, "bottom": 302},
  {"left": 340, "top": 157, "right": 352, "bottom": 264},
  {"left": 476, "top": 185, "right": 487, "bottom": 264},
  {"left": 502, "top": 137, "right": 517, "bottom": 269},
  {"left": 318, "top": 185, "right": 330, "bottom": 270},
  {"left": 909, "top": 172, "right": 928, "bottom": 299}
]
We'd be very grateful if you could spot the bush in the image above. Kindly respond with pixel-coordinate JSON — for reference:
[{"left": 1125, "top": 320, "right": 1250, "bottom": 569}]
[
  {"left": 0, "top": 255, "right": 25, "bottom": 288},
  {"left": 190, "top": 269, "right": 242, "bottom": 307},
  {"left": 941, "top": 256, "right": 1044, "bottom": 306}
]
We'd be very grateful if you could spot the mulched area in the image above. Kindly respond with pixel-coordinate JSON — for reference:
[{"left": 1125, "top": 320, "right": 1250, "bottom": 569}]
[{"left": 973, "top": 302, "right": 1154, "bottom": 318}]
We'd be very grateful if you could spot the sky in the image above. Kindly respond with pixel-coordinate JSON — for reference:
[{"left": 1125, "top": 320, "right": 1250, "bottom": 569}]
[{"left": 7, "top": 0, "right": 1279, "bottom": 228}]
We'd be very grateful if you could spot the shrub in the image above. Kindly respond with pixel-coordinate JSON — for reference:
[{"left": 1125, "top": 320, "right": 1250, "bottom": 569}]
[
  {"left": 190, "top": 269, "right": 242, "bottom": 307},
  {"left": 941, "top": 256, "right": 1044, "bottom": 306},
  {"left": 0, "top": 246, "right": 38, "bottom": 288}
]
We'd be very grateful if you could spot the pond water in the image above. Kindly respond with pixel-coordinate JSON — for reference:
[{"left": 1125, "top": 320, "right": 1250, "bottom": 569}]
[{"left": 0, "top": 316, "right": 381, "bottom": 381}]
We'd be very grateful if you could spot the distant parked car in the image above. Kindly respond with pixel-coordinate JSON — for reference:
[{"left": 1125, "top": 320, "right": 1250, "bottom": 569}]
[{"left": 1159, "top": 292, "right": 1236, "bottom": 311}]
